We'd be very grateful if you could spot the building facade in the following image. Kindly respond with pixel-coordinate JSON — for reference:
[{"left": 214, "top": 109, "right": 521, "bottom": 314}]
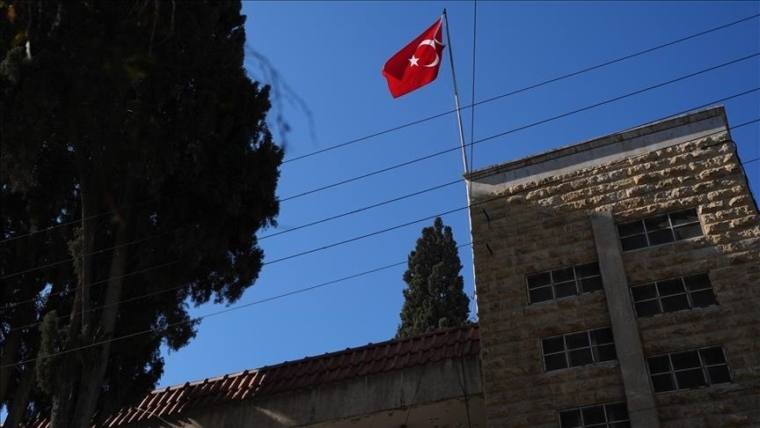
[{"left": 465, "top": 106, "right": 759, "bottom": 427}]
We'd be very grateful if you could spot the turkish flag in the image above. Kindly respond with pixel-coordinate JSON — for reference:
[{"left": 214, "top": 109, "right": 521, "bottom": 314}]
[{"left": 382, "top": 18, "right": 445, "bottom": 98}]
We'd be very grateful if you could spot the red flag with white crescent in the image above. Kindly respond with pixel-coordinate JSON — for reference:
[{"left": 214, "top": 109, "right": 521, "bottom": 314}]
[{"left": 382, "top": 18, "right": 445, "bottom": 98}]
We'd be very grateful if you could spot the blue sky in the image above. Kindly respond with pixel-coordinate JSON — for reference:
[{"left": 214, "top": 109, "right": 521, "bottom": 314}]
[
  {"left": 152, "top": 1, "right": 759, "bottom": 389},
  {"left": 2, "top": 1, "right": 757, "bottom": 423},
  {"left": 1, "top": 2, "right": 758, "bottom": 423}
]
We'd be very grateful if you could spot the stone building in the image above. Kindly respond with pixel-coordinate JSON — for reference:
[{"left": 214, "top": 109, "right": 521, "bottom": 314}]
[
  {"left": 18, "top": 107, "right": 759, "bottom": 428},
  {"left": 465, "top": 105, "right": 759, "bottom": 427}
]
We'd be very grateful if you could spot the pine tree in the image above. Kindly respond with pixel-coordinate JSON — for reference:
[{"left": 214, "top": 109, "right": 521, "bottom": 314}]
[{"left": 396, "top": 217, "right": 470, "bottom": 339}]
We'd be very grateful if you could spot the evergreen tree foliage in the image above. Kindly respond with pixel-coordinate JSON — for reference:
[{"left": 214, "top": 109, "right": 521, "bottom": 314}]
[
  {"left": 396, "top": 217, "right": 470, "bottom": 339},
  {"left": 0, "top": 2, "right": 283, "bottom": 426}
]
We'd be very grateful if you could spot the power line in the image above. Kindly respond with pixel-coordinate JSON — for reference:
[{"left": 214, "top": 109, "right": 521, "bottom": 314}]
[
  {"left": 264, "top": 118, "right": 760, "bottom": 266},
  {"left": 468, "top": 0, "right": 478, "bottom": 173},
  {"left": 4, "top": 120, "right": 755, "bottom": 370},
  {"left": 279, "top": 53, "right": 759, "bottom": 202},
  {"left": 0, "top": 226, "right": 191, "bottom": 281},
  {"left": 8, "top": 116, "right": 760, "bottom": 333},
  {"left": 3, "top": 85, "right": 759, "bottom": 297},
  {"left": 280, "top": 13, "right": 759, "bottom": 165},
  {"left": 2, "top": 13, "right": 756, "bottom": 246},
  {"left": 5, "top": 120, "right": 758, "bottom": 336}
]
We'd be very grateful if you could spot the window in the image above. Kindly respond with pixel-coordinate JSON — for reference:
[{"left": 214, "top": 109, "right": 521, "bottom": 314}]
[
  {"left": 647, "top": 346, "right": 731, "bottom": 393},
  {"left": 631, "top": 273, "right": 718, "bottom": 317},
  {"left": 617, "top": 208, "right": 702, "bottom": 251},
  {"left": 526, "top": 262, "right": 603, "bottom": 304},
  {"left": 559, "top": 402, "right": 630, "bottom": 428},
  {"left": 542, "top": 327, "right": 616, "bottom": 371}
]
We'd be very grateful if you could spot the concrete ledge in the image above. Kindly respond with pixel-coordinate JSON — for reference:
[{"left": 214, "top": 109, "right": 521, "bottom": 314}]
[{"left": 466, "top": 106, "right": 728, "bottom": 198}]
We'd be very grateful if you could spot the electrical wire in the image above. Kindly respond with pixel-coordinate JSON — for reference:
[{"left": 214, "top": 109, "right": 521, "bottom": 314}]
[
  {"left": 275, "top": 53, "right": 760, "bottom": 203},
  {"left": 468, "top": 0, "right": 478, "bottom": 173},
  {"left": 2, "top": 119, "right": 756, "bottom": 365},
  {"left": 281, "top": 13, "right": 760, "bottom": 165},
  {"left": 3, "top": 87, "right": 759, "bottom": 311},
  {"left": 2, "top": 13, "right": 756, "bottom": 246}
]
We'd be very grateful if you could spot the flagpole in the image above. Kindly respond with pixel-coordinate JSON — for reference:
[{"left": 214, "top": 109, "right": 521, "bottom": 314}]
[
  {"left": 443, "top": 8, "right": 479, "bottom": 318},
  {"left": 443, "top": 9, "right": 469, "bottom": 175}
]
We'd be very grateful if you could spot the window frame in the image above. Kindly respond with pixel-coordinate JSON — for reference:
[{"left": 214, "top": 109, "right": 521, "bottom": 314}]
[
  {"left": 558, "top": 401, "right": 631, "bottom": 428},
  {"left": 630, "top": 273, "right": 718, "bottom": 317},
  {"left": 541, "top": 327, "right": 617, "bottom": 372},
  {"left": 646, "top": 346, "right": 732, "bottom": 393},
  {"left": 616, "top": 207, "right": 702, "bottom": 252},
  {"left": 526, "top": 262, "right": 603, "bottom": 304}
]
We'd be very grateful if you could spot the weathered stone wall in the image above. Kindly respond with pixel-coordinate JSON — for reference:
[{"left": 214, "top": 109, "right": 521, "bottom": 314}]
[{"left": 470, "top": 129, "right": 760, "bottom": 427}]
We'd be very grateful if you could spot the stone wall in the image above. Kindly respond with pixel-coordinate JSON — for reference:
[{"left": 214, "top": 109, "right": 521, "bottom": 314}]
[{"left": 469, "top": 116, "right": 760, "bottom": 427}]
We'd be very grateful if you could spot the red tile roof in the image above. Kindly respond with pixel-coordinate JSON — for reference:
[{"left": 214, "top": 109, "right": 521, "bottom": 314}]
[{"left": 26, "top": 324, "right": 480, "bottom": 427}]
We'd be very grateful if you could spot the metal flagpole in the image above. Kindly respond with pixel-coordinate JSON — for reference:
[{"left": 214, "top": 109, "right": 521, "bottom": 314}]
[
  {"left": 442, "top": 8, "right": 479, "bottom": 318},
  {"left": 443, "top": 9, "right": 469, "bottom": 175}
]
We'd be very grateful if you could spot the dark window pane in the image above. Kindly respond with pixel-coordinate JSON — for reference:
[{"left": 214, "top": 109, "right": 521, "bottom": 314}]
[
  {"left": 545, "top": 353, "right": 567, "bottom": 371},
  {"left": 527, "top": 272, "right": 551, "bottom": 288},
  {"left": 675, "top": 368, "right": 707, "bottom": 389},
  {"left": 568, "top": 349, "right": 594, "bottom": 366},
  {"left": 552, "top": 267, "right": 575, "bottom": 283},
  {"left": 651, "top": 373, "right": 675, "bottom": 392},
  {"left": 700, "top": 347, "right": 726, "bottom": 365},
  {"left": 529, "top": 287, "right": 554, "bottom": 304},
  {"left": 582, "top": 406, "right": 606, "bottom": 424},
  {"left": 635, "top": 300, "right": 662, "bottom": 317},
  {"left": 684, "top": 274, "right": 711, "bottom": 291},
  {"left": 657, "top": 279, "right": 685, "bottom": 296},
  {"left": 605, "top": 403, "right": 629, "bottom": 422},
  {"left": 648, "top": 356, "right": 671, "bottom": 374},
  {"left": 648, "top": 229, "right": 675, "bottom": 245},
  {"left": 576, "top": 262, "right": 600, "bottom": 278},
  {"left": 594, "top": 344, "right": 617, "bottom": 362},
  {"left": 707, "top": 365, "right": 731, "bottom": 384},
  {"left": 610, "top": 422, "right": 632, "bottom": 428},
  {"left": 674, "top": 223, "right": 702, "bottom": 240},
  {"left": 580, "top": 276, "right": 603, "bottom": 293},
  {"left": 542, "top": 337, "right": 565, "bottom": 354},
  {"left": 617, "top": 221, "right": 644, "bottom": 237},
  {"left": 670, "top": 208, "right": 698, "bottom": 225},
  {"left": 565, "top": 332, "right": 590, "bottom": 349},
  {"left": 555, "top": 281, "right": 578, "bottom": 298},
  {"left": 644, "top": 214, "right": 670, "bottom": 230},
  {"left": 559, "top": 409, "right": 582, "bottom": 428},
  {"left": 621, "top": 235, "right": 648, "bottom": 251},
  {"left": 632, "top": 284, "right": 657, "bottom": 301},
  {"left": 661, "top": 295, "right": 690, "bottom": 312},
  {"left": 590, "top": 328, "right": 613, "bottom": 345},
  {"left": 671, "top": 351, "right": 700, "bottom": 369},
  {"left": 691, "top": 290, "right": 717, "bottom": 308}
]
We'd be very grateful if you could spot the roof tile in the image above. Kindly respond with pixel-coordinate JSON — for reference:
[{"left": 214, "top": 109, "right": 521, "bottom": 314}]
[{"left": 23, "top": 324, "right": 479, "bottom": 428}]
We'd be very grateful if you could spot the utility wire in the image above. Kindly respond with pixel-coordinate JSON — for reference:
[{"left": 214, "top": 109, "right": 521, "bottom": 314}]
[
  {"left": 468, "top": 0, "right": 478, "bottom": 172},
  {"left": 5, "top": 119, "right": 757, "bottom": 338},
  {"left": 0, "top": 82, "right": 760, "bottom": 298},
  {"left": 281, "top": 13, "right": 759, "bottom": 165},
  {"left": 4, "top": 119, "right": 755, "bottom": 370},
  {"left": 0, "top": 226, "right": 191, "bottom": 281},
  {"left": 280, "top": 53, "right": 759, "bottom": 202},
  {"left": 2, "top": 13, "right": 756, "bottom": 246},
  {"left": 263, "top": 117, "right": 760, "bottom": 267}
]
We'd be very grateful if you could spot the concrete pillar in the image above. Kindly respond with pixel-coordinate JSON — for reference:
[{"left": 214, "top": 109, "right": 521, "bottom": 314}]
[{"left": 590, "top": 211, "right": 660, "bottom": 428}]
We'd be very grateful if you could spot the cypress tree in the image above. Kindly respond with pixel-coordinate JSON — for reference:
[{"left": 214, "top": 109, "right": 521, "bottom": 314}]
[{"left": 396, "top": 217, "right": 470, "bottom": 339}]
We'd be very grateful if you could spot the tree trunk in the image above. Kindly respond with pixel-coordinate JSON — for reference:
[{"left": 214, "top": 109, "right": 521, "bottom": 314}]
[
  {"left": 4, "top": 360, "right": 37, "bottom": 428},
  {"left": 50, "top": 182, "right": 98, "bottom": 428},
  {"left": 70, "top": 219, "right": 130, "bottom": 428},
  {"left": 0, "top": 314, "right": 25, "bottom": 405}
]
